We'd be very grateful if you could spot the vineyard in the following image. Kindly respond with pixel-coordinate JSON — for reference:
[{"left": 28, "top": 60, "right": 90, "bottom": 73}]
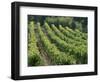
[{"left": 28, "top": 16, "right": 88, "bottom": 66}]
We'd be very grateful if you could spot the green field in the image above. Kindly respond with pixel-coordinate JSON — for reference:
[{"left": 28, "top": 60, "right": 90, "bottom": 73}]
[{"left": 28, "top": 15, "right": 88, "bottom": 66}]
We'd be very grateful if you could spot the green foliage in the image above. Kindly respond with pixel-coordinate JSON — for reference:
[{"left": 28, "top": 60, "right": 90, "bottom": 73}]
[
  {"left": 43, "top": 22, "right": 87, "bottom": 64},
  {"left": 28, "top": 15, "right": 88, "bottom": 66},
  {"left": 51, "top": 24, "right": 86, "bottom": 46},
  {"left": 45, "top": 16, "right": 87, "bottom": 33},
  {"left": 74, "top": 17, "right": 88, "bottom": 33},
  {"left": 28, "top": 16, "right": 34, "bottom": 23},
  {"left": 29, "top": 15, "right": 87, "bottom": 33},
  {"left": 75, "top": 22, "right": 83, "bottom": 32},
  {"left": 28, "top": 21, "right": 44, "bottom": 66},
  {"left": 45, "top": 16, "right": 73, "bottom": 27},
  {"left": 37, "top": 22, "right": 75, "bottom": 65},
  {"left": 28, "top": 52, "right": 42, "bottom": 66},
  {"left": 59, "top": 25, "right": 87, "bottom": 45}
]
